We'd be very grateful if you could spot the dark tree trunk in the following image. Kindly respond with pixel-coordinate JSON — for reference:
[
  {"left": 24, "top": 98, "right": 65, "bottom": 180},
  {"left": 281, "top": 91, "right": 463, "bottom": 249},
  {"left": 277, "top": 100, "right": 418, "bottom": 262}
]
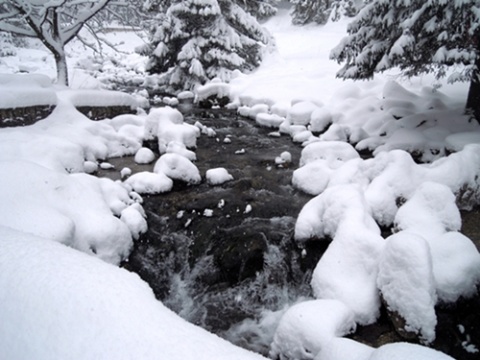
[{"left": 466, "top": 52, "right": 480, "bottom": 123}]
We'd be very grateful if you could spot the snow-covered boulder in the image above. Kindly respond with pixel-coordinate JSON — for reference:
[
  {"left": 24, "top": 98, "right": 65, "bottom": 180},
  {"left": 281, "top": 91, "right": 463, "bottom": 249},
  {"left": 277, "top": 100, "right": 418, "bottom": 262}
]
[
  {"left": 287, "top": 101, "right": 319, "bottom": 126},
  {"left": 256, "top": 113, "right": 284, "bottom": 128},
  {"left": 368, "top": 342, "right": 455, "bottom": 360},
  {"left": 299, "top": 141, "right": 359, "bottom": 167},
  {"left": 296, "top": 185, "right": 384, "bottom": 325},
  {"left": 377, "top": 232, "right": 437, "bottom": 344},
  {"left": 309, "top": 107, "right": 332, "bottom": 133},
  {"left": 135, "top": 147, "right": 156, "bottom": 164},
  {"left": 125, "top": 171, "right": 173, "bottom": 195},
  {"left": 206, "top": 168, "right": 234, "bottom": 186},
  {"left": 154, "top": 153, "right": 201, "bottom": 185},
  {"left": 270, "top": 300, "right": 356, "bottom": 360}
]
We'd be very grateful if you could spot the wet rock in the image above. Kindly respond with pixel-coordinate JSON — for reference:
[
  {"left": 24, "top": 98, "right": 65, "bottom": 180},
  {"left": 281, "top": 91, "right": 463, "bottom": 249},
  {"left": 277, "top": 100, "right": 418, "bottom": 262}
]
[{"left": 213, "top": 228, "right": 268, "bottom": 284}]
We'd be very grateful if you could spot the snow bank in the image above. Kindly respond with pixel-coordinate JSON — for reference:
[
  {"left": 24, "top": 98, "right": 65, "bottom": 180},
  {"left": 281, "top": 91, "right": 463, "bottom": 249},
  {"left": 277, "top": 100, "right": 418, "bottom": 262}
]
[
  {"left": 0, "top": 160, "right": 141, "bottom": 264},
  {"left": 270, "top": 299, "right": 356, "bottom": 360},
  {"left": 59, "top": 89, "right": 147, "bottom": 109},
  {"left": 0, "top": 73, "right": 57, "bottom": 108},
  {"left": 0, "top": 226, "right": 267, "bottom": 360}
]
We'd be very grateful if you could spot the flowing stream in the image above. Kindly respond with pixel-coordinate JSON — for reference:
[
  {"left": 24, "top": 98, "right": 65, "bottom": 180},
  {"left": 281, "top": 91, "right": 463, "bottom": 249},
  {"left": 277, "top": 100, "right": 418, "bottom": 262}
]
[
  {"left": 99, "top": 106, "right": 480, "bottom": 359},
  {"left": 117, "top": 107, "right": 321, "bottom": 355}
]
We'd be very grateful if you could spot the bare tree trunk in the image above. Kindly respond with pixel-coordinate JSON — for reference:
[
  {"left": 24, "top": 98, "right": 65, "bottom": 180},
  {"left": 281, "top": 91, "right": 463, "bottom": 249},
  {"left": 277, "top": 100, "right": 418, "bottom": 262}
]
[{"left": 54, "top": 51, "right": 69, "bottom": 87}]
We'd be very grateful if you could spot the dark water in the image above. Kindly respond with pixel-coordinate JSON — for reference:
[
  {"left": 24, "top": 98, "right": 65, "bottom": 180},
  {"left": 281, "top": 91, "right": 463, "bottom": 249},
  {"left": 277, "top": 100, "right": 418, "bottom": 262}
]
[{"left": 100, "top": 107, "right": 480, "bottom": 359}]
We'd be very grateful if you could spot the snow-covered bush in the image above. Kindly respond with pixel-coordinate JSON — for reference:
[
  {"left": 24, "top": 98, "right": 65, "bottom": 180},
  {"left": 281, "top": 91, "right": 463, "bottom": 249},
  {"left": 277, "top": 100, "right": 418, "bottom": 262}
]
[{"left": 144, "top": 0, "right": 272, "bottom": 91}]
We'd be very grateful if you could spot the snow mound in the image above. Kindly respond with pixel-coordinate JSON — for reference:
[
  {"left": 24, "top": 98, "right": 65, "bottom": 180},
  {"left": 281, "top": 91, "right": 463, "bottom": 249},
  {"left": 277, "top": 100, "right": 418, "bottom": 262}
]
[
  {"left": 0, "top": 226, "right": 267, "bottom": 360},
  {"left": 287, "top": 101, "right": 319, "bottom": 126},
  {"left": 293, "top": 141, "right": 360, "bottom": 195},
  {"left": 296, "top": 185, "right": 384, "bottom": 325},
  {"left": 125, "top": 171, "right": 174, "bottom": 194},
  {"left": 394, "top": 182, "right": 461, "bottom": 238},
  {"left": 377, "top": 232, "right": 437, "bottom": 344},
  {"left": 429, "top": 232, "right": 480, "bottom": 303},
  {"left": 315, "top": 338, "right": 374, "bottom": 360},
  {"left": 135, "top": 147, "right": 156, "bottom": 164},
  {"left": 145, "top": 107, "right": 200, "bottom": 152},
  {"left": 299, "top": 141, "right": 359, "bottom": 167},
  {"left": 206, "top": 168, "right": 234, "bottom": 185},
  {"left": 369, "top": 342, "right": 455, "bottom": 360},
  {"left": 270, "top": 299, "right": 356, "bottom": 360},
  {"left": 154, "top": 153, "right": 201, "bottom": 184}
]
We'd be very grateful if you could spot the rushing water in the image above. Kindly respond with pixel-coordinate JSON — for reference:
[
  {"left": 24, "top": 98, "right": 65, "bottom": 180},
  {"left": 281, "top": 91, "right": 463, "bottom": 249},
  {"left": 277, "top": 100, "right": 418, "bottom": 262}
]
[
  {"left": 117, "top": 107, "right": 322, "bottom": 355},
  {"left": 101, "top": 106, "right": 480, "bottom": 360}
]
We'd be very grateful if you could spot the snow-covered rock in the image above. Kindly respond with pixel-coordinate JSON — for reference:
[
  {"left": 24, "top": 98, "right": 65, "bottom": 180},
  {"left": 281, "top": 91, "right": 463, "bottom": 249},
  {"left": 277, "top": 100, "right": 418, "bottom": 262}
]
[
  {"left": 206, "top": 168, "right": 234, "bottom": 185},
  {"left": 125, "top": 171, "right": 174, "bottom": 195},
  {"left": 377, "top": 232, "right": 437, "bottom": 344},
  {"left": 154, "top": 153, "right": 201, "bottom": 185},
  {"left": 135, "top": 147, "right": 156, "bottom": 164},
  {"left": 270, "top": 300, "right": 356, "bottom": 360}
]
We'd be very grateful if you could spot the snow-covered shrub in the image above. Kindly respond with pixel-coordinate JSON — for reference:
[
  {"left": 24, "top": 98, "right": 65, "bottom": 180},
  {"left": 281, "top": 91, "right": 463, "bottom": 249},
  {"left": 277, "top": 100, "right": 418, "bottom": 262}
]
[{"left": 144, "top": 0, "right": 272, "bottom": 92}]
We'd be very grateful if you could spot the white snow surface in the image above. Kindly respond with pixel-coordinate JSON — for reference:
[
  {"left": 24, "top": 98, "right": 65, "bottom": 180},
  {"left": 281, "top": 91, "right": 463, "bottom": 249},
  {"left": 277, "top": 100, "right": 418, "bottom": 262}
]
[
  {"left": 0, "top": 226, "right": 266, "bottom": 360},
  {"left": 377, "top": 232, "right": 437, "bottom": 344},
  {"left": 206, "top": 167, "right": 234, "bottom": 185},
  {"left": 270, "top": 299, "right": 356, "bottom": 360}
]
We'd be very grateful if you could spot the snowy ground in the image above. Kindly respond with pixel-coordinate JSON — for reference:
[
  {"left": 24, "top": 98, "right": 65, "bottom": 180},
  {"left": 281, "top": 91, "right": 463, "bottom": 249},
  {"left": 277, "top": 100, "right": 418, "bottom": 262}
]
[{"left": 1, "top": 4, "right": 480, "bottom": 360}]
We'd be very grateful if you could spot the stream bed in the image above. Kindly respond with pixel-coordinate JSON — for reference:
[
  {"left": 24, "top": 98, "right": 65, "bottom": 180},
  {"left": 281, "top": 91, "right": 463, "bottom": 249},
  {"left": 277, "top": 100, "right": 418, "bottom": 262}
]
[{"left": 100, "top": 107, "right": 480, "bottom": 359}]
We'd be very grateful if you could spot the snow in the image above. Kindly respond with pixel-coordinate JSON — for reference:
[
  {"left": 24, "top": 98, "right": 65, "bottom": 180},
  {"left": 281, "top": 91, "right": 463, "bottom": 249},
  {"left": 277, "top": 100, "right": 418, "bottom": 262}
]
[
  {"left": 1, "top": 3, "right": 479, "bottom": 360},
  {"left": 0, "top": 226, "right": 267, "bottom": 360},
  {"left": 135, "top": 147, "right": 156, "bottom": 164},
  {"left": 0, "top": 73, "right": 57, "bottom": 108},
  {"left": 154, "top": 153, "right": 201, "bottom": 185},
  {"left": 270, "top": 299, "right": 356, "bottom": 360},
  {"left": 125, "top": 171, "right": 174, "bottom": 195},
  {"left": 206, "top": 167, "right": 234, "bottom": 185},
  {"left": 377, "top": 232, "right": 437, "bottom": 344}
]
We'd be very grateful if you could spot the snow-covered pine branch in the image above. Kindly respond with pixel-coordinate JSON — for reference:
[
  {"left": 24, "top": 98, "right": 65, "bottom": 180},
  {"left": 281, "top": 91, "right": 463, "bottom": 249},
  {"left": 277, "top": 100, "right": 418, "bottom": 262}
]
[
  {"left": 144, "top": 0, "right": 273, "bottom": 92},
  {"left": 331, "top": 0, "right": 480, "bottom": 121}
]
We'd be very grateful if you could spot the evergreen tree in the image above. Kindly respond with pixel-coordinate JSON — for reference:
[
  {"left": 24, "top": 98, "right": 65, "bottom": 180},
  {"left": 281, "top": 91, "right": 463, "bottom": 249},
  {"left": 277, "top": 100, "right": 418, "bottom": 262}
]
[
  {"left": 331, "top": 0, "right": 480, "bottom": 120},
  {"left": 0, "top": 31, "right": 16, "bottom": 57},
  {"left": 144, "top": 0, "right": 272, "bottom": 91},
  {"left": 290, "top": 0, "right": 361, "bottom": 25},
  {"left": 235, "top": 0, "right": 279, "bottom": 20}
]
